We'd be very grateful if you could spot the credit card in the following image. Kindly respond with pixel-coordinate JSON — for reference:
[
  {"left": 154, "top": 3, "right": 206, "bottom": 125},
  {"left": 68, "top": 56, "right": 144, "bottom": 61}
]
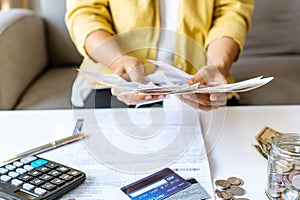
[
  {"left": 121, "top": 168, "right": 191, "bottom": 200},
  {"left": 164, "top": 178, "right": 210, "bottom": 200}
]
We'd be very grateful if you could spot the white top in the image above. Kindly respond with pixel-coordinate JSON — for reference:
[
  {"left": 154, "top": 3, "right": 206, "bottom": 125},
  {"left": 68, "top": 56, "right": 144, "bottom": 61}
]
[{"left": 156, "top": 0, "right": 180, "bottom": 65}]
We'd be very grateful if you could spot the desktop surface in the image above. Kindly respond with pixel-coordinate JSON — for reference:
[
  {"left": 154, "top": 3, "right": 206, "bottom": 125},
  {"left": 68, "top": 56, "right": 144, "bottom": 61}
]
[{"left": 1, "top": 105, "right": 299, "bottom": 199}]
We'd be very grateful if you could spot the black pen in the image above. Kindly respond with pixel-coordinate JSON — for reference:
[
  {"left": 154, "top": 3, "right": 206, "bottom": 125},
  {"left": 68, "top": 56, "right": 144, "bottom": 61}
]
[{"left": 4, "top": 133, "right": 85, "bottom": 163}]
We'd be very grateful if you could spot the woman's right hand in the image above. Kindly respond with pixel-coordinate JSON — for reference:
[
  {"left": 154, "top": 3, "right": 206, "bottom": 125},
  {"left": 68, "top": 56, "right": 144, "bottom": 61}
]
[
  {"left": 109, "top": 55, "right": 165, "bottom": 105},
  {"left": 109, "top": 55, "right": 145, "bottom": 83}
]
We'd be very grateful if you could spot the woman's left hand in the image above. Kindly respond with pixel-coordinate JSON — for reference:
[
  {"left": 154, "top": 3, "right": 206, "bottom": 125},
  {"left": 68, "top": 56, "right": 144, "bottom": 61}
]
[{"left": 179, "top": 65, "right": 228, "bottom": 111}]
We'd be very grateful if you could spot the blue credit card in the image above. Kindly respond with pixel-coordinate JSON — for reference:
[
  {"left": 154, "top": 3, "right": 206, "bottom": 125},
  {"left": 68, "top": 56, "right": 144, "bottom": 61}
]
[{"left": 121, "top": 168, "right": 191, "bottom": 200}]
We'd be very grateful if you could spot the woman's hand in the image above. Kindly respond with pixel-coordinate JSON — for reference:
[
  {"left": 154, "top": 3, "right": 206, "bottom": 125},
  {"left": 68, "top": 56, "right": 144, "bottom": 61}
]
[
  {"left": 110, "top": 55, "right": 165, "bottom": 105},
  {"left": 179, "top": 65, "right": 228, "bottom": 111},
  {"left": 110, "top": 55, "right": 145, "bottom": 83}
]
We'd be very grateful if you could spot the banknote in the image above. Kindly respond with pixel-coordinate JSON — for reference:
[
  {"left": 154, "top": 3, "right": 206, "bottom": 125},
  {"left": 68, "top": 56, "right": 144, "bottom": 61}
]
[
  {"left": 78, "top": 60, "right": 274, "bottom": 95},
  {"left": 254, "top": 126, "right": 282, "bottom": 158}
]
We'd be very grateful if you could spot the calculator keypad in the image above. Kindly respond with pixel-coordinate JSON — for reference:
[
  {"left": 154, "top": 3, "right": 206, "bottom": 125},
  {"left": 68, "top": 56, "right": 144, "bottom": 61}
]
[{"left": 0, "top": 156, "right": 85, "bottom": 200}]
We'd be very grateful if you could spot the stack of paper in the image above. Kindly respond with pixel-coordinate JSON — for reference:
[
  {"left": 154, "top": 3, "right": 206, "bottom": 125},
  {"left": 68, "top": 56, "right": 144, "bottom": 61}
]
[{"left": 79, "top": 59, "right": 273, "bottom": 95}]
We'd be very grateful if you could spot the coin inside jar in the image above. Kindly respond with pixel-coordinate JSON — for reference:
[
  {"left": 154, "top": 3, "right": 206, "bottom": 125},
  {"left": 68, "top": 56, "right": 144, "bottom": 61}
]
[
  {"left": 215, "top": 179, "right": 231, "bottom": 189},
  {"left": 227, "top": 177, "right": 243, "bottom": 185},
  {"left": 228, "top": 185, "right": 245, "bottom": 196},
  {"left": 290, "top": 172, "right": 300, "bottom": 190}
]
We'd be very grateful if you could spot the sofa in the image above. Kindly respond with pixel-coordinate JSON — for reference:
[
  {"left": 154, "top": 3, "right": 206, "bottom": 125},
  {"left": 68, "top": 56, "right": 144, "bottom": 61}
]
[
  {"left": 231, "top": 0, "right": 300, "bottom": 105},
  {"left": 0, "top": 0, "right": 82, "bottom": 110},
  {"left": 0, "top": 0, "right": 299, "bottom": 110}
]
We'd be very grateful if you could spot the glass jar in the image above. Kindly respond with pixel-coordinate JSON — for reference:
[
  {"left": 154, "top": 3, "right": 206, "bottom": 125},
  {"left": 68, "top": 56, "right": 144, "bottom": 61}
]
[{"left": 266, "top": 133, "right": 300, "bottom": 199}]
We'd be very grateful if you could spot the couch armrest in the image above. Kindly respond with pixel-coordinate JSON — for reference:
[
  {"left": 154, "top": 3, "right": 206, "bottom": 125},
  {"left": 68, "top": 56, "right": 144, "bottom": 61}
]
[{"left": 0, "top": 9, "right": 48, "bottom": 110}]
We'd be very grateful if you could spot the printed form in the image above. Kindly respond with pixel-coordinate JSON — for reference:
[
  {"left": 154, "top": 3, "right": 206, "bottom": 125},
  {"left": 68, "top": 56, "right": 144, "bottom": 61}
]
[{"left": 43, "top": 97, "right": 215, "bottom": 200}]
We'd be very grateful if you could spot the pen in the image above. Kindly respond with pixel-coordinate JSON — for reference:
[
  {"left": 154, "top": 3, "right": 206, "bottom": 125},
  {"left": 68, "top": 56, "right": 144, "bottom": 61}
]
[{"left": 4, "top": 133, "right": 85, "bottom": 163}]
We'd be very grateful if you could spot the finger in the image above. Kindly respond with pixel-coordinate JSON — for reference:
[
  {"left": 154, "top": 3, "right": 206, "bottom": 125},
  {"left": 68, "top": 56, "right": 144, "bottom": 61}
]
[
  {"left": 188, "top": 72, "right": 205, "bottom": 85},
  {"left": 178, "top": 96, "right": 213, "bottom": 111},
  {"left": 120, "top": 73, "right": 130, "bottom": 82},
  {"left": 138, "top": 93, "right": 166, "bottom": 100},
  {"left": 111, "top": 87, "right": 131, "bottom": 96},
  {"left": 116, "top": 95, "right": 138, "bottom": 105},
  {"left": 126, "top": 65, "right": 145, "bottom": 83},
  {"left": 115, "top": 90, "right": 150, "bottom": 103},
  {"left": 210, "top": 93, "right": 227, "bottom": 105},
  {"left": 182, "top": 93, "right": 211, "bottom": 105},
  {"left": 114, "top": 65, "right": 126, "bottom": 77}
]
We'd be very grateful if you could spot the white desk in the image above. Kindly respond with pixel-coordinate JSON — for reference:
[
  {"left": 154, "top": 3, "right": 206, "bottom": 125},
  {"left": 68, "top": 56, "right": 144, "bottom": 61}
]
[
  {"left": 202, "top": 105, "right": 300, "bottom": 199},
  {"left": 1, "top": 105, "right": 300, "bottom": 199}
]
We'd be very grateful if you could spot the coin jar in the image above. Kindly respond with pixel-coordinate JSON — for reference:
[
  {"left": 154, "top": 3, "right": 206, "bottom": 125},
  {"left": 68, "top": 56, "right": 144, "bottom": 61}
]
[{"left": 266, "top": 133, "right": 300, "bottom": 199}]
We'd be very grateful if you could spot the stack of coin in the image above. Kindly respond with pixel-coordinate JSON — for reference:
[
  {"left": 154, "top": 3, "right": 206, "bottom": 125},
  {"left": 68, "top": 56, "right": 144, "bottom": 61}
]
[{"left": 214, "top": 176, "right": 249, "bottom": 200}]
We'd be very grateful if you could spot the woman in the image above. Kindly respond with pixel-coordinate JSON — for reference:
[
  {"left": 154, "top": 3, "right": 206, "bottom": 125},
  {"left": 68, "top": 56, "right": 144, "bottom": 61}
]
[{"left": 65, "top": 0, "right": 253, "bottom": 110}]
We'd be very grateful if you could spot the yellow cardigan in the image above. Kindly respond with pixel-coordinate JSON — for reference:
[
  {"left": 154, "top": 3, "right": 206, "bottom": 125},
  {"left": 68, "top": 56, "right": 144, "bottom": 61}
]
[{"left": 65, "top": 0, "right": 253, "bottom": 84}]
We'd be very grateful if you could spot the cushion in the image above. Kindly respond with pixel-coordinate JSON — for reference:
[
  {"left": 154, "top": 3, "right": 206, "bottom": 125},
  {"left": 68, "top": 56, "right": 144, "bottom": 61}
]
[
  {"left": 242, "top": 0, "right": 300, "bottom": 56},
  {"left": 15, "top": 67, "right": 78, "bottom": 109},
  {"left": 231, "top": 55, "right": 300, "bottom": 105},
  {"left": 37, "top": 0, "right": 83, "bottom": 67}
]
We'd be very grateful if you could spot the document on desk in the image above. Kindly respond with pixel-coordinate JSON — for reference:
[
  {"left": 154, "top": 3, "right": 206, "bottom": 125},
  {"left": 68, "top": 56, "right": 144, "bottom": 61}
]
[{"left": 43, "top": 98, "right": 214, "bottom": 199}]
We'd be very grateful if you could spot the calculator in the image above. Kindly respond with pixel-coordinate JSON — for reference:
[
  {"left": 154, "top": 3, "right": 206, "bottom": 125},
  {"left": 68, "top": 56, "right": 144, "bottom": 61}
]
[{"left": 0, "top": 155, "right": 86, "bottom": 200}]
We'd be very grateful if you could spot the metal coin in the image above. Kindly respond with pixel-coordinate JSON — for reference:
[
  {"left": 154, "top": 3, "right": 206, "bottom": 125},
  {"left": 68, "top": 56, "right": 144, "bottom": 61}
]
[
  {"left": 275, "top": 160, "right": 293, "bottom": 174},
  {"left": 227, "top": 176, "right": 243, "bottom": 185},
  {"left": 291, "top": 174, "right": 300, "bottom": 190},
  {"left": 215, "top": 189, "right": 233, "bottom": 200},
  {"left": 236, "top": 198, "right": 250, "bottom": 200},
  {"left": 215, "top": 179, "right": 231, "bottom": 189},
  {"left": 228, "top": 185, "right": 245, "bottom": 196}
]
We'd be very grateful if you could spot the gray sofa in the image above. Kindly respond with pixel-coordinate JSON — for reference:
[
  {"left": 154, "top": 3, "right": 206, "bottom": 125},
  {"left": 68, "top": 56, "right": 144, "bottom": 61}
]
[
  {"left": 0, "top": 0, "right": 299, "bottom": 110},
  {"left": 0, "top": 0, "right": 82, "bottom": 110},
  {"left": 231, "top": 0, "right": 300, "bottom": 105}
]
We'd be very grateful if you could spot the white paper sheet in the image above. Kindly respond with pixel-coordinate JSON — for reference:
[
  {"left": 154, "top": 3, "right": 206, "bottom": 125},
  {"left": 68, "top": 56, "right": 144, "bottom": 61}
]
[{"left": 41, "top": 98, "right": 214, "bottom": 200}]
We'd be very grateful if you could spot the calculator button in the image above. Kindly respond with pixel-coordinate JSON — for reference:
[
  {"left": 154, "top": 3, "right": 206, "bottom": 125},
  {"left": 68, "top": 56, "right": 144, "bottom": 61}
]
[
  {"left": 8, "top": 171, "right": 19, "bottom": 178},
  {"left": 59, "top": 174, "right": 73, "bottom": 182},
  {"left": 48, "top": 170, "right": 61, "bottom": 177},
  {"left": 68, "top": 170, "right": 81, "bottom": 177},
  {"left": 34, "top": 187, "right": 47, "bottom": 196},
  {"left": 0, "top": 175, "right": 12, "bottom": 182},
  {"left": 24, "top": 165, "right": 34, "bottom": 171},
  {"left": 23, "top": 183, "right": 35, "bottom": 191},
  {"left": 50, "top": 178, "right": 65, "bottom": 186},
  {"left": 39, "top": 174, "right": 53, "bottom": 182},
  {"left": 11, "top": 179, "right": 23, "bottom": 187},
  {"left": 41, "top": 182, "right": 57, "bottom": 191},
  {"left": 30, "top": 178, "right": 45, "bottom": 186},
  {"left": 37, "top": 166, "right": 50, "bottom": 173},
  {"left": 28, "top": 170, "right": 41, "bottom": 177},
  {"left": 16, "top": 168, "right": 27, "bottom": 175},
  {"left": 45, "top": 162, "right": 58, "bottom": 169},
  {"left": 13, "top": 161, "right": 24, "bottom": 168},
  {"left": 0, "top": 168, "right": 8, "bottom": 175},
  {"left": 19, "top": 174, "right": 33, "bottom": 182},
  {"left": 57, "top": 166, "right": 69, "bottom": 173},
  {"left": 20, "top": 156, "right": 37, "bottom": 164},
  {"left": 5, "top": 164, "right": 16, "bottom": 171},
  {"left": 31, "top": 159, "right": 48, "bottom": 168}
]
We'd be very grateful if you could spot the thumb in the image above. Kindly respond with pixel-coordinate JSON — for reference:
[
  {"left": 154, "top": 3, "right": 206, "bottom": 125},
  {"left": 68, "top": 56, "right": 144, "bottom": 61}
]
[{"left": 188, "top": 71, "right": 205, "bottom": 85}]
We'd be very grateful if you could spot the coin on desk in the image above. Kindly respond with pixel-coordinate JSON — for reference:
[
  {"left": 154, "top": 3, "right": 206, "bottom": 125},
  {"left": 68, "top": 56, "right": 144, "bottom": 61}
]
[
  {"left": 228, "top": 185, "right": 245, "bottom": 196},
  {"left": 215, "top": 179, "right": 231, "bottom": 189},
  {"left": 215, "top": 189, "right": 233, "bottom": 200},
  {"left": 227, "top": 177, "right": 244, "bottom": 186}
]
